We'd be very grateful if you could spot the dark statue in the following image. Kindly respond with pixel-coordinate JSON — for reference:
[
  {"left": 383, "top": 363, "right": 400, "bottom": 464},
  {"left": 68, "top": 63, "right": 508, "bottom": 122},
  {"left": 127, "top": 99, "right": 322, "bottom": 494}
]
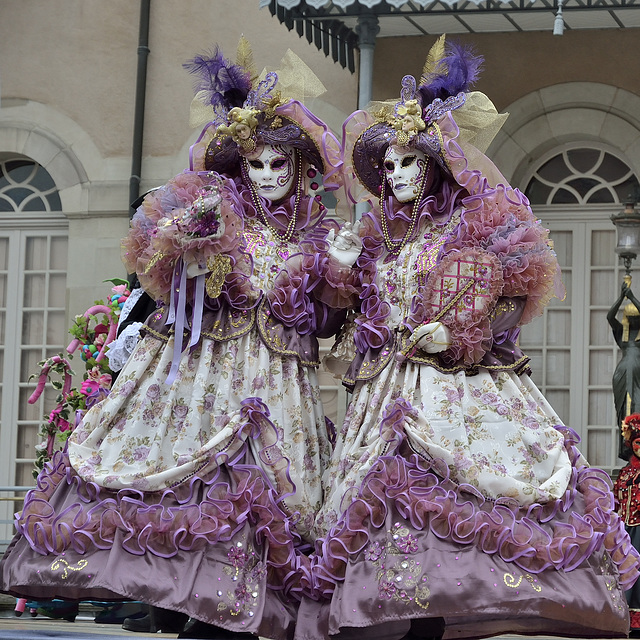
[{"left": 608, "top": 276, "right": 640, "bottom": 460}]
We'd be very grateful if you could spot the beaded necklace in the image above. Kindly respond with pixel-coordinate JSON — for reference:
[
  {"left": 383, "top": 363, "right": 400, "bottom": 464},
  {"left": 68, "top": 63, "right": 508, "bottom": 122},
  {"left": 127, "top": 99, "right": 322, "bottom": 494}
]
[
  {"left": 242, "top": 149, "right": 303, "bottom": 245},
  {"left": 379, "top": 159, "right": 430, "bottom": 257}
]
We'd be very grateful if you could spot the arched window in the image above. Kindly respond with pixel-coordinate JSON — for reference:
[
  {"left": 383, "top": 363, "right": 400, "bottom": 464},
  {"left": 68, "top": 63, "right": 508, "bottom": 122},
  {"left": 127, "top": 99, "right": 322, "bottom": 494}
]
[
  {"left": 0, "top": 158, "right": 62, "bottom": 212},
  {"left": 525, "top": 148, "right": 640, "bottom": 206},
  {"left": 0, "top": 157, "right": 68, "bottom": 500}
]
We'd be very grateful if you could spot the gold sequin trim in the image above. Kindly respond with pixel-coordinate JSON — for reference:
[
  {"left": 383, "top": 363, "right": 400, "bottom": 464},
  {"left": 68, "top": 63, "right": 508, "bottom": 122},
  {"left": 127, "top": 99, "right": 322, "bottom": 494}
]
[
  {"left": 407, "top": 348, "right": 530, "bottom": 372},
  {"left": 143, "top": 308, "right": 256, "bottom": 344},
  {"left": 414, "top": 233, "right": 453, "bottom": 286},
  {"left": 143, "top": 325, "right": 171, "bottom": 344},
  {"left": 257, "top": 300, "right": 319, "bottom": 367},
  {"left": 201, "top": 309, "right": 255, "bottom": 342},
  {"left": 51, "top": 557, "right": 88, "bottom": 579},
  {"left": 143, "top": 251, "right": 166, "bottom": 274},
  {"left": 504, "top": 572, "right": 541, "bottom": 592},
  {"left": 430, "top": 122, "right": 452, "bottom": 174},
  {"left": 490, "top": 299, "right": 517, "bottom": 321},
  {"left": 342, "top": 339, "right": 397, "bottom": 387},
  {"left": 344, "top": 335, "right": 531, "bottom": 378}
]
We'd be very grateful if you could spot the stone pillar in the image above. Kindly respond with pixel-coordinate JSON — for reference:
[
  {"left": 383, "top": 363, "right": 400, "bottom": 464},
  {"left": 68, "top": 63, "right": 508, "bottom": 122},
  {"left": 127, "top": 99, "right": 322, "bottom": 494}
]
[{"left": 355, "top": 13, "right": 380, "bottom": 110}]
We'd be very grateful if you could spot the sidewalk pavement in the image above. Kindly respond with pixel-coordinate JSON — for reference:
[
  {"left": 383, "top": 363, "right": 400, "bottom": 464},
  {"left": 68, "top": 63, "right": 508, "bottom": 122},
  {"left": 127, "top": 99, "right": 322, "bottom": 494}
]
[{"left": 0, "top": 612, "right": 626, "bottom": 640}]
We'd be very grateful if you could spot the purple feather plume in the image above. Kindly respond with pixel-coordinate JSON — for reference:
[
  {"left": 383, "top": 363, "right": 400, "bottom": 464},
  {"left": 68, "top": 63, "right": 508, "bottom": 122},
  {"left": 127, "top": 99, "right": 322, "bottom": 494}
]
[
  {"left": 418, "top": 41, "right": 483, "bottom": 106},
  {"left": 183, "top": 46, "right": 252, "bottom": 113}
]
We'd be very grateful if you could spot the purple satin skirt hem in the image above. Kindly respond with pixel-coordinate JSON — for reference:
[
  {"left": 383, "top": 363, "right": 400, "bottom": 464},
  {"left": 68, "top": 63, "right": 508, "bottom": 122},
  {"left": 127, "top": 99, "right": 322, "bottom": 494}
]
[
  {"left": 294, "top": 503, "right": 630, "bottom": 640},
  {"left": 1, "top": 526, "right": 297, "bottom": 640}
]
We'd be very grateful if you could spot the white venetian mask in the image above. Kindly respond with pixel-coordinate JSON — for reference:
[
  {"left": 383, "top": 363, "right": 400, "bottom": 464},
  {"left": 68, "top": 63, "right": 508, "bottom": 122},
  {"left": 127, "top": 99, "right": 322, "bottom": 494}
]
[
  {"left": 383, "top": 146, "right": 429, "bottom": 203},
  {"left": 246, "top": 144, "right": 296, "bottom": 202}
]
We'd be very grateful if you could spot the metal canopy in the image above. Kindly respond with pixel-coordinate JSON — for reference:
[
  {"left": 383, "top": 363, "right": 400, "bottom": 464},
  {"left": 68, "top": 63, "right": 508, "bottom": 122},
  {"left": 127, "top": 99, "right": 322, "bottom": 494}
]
[{"left": 260, "top": 0, "right": 640, "bottom": 72}]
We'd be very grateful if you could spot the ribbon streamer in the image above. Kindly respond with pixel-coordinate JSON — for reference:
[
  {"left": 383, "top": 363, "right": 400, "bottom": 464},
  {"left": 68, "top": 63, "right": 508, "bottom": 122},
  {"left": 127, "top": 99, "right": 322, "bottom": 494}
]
[{"left": 165, "top": 262, "right": 189, "bottom": 386}]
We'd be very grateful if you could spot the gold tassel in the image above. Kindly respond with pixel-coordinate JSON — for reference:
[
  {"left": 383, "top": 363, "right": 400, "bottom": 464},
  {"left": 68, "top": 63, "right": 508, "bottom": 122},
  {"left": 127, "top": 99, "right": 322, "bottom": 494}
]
[{"left": 421, "top": 34, "right": 447, "bottom": 85}]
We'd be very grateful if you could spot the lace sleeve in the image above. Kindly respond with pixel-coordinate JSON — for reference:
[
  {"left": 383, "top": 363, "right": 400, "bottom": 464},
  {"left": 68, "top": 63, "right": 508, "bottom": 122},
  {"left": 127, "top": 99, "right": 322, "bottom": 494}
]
[{"left": 106, "top": 322, "right": 143, "bottom": 372}]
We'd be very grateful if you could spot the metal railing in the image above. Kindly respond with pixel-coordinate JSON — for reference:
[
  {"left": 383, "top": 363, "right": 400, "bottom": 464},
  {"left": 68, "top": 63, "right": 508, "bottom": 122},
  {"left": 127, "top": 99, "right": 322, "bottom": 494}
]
[{"left": 0, "top": 486, "right": 33, "bottom": 552}]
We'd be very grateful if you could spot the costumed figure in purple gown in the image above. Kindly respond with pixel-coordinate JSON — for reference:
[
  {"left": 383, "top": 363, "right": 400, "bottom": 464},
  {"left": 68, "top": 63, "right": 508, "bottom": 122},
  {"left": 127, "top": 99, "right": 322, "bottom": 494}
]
[
  {"left": 1, "top": 43, "right": 347, "bottom": 640},
  {"left": 294, "top": 37, "right": 640, "bottom": 640}
]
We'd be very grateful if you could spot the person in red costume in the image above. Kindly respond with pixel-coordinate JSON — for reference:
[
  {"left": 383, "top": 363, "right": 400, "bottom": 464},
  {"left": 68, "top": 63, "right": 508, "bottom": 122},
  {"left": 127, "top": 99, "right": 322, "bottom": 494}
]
[{"left": 614, "top": 413, "right": 640, "bottom": 637}]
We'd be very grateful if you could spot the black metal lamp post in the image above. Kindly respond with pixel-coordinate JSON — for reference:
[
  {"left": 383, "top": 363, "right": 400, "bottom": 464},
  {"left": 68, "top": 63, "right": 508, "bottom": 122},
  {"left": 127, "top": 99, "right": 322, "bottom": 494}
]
[{"left": 612, "top": 200, "right": 640, "bottom": 276}]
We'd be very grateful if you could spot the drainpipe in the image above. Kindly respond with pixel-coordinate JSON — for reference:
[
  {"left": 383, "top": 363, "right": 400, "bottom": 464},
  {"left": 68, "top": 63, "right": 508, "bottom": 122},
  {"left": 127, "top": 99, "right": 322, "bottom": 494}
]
[{"left": 129, "top": 0, "right": 151, "bottom": 215}]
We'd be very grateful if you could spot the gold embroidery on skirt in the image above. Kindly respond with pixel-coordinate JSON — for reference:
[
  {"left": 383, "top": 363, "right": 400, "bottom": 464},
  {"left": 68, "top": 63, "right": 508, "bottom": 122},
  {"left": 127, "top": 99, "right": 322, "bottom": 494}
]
[
  {"left": 51, "top": 557, "right": 88, "bottom": 579},
  {"left": 503, "top": 572, "right": 541, "bottom": 592}
]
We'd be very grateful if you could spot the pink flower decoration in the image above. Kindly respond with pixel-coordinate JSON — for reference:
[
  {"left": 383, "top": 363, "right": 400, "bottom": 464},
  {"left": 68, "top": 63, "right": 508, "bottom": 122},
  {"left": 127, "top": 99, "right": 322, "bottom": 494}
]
[
  {"left": 86, "top": 366, "right": 112, "bottom": 389},
  {"left": 80, "top": 380, "right": 97, "bottom": 396}
]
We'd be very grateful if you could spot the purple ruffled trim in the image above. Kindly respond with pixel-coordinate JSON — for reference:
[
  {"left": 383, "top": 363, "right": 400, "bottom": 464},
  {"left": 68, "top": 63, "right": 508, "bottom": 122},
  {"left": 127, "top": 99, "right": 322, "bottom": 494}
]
[
  {"left": 298, "top": 224, "right": 360, "bottom": 312},
  {"left": 304, "top": 398, "right": 640, "bottom": 599},
  {"left": 266, "top": 221, "right": 336, "bottom": 336},
  {"left": 16, "top": 398, "right": 312, "bottom": 597},
  {"left": 268, "top": 270, "right": 317, "bottom": 335}
]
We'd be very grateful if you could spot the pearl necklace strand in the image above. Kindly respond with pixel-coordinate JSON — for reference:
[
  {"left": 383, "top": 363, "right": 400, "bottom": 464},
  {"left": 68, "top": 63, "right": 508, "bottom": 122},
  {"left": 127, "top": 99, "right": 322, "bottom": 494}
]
[{"left": 379, "top": 160, "right": 430, "bottom": 257}]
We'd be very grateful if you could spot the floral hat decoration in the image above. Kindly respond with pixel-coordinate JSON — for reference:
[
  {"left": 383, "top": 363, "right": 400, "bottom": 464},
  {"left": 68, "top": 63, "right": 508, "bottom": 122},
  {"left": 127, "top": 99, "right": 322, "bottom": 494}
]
[{"left": 348, "top": 36, "right": 480, "bottom": 198}]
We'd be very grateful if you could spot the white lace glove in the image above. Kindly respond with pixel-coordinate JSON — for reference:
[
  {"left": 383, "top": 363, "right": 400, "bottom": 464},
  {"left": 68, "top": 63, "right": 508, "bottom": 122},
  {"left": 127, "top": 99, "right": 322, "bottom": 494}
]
[
  {"left": 412, "top": 321, "right": 451, "bottom": 354},
  {"left": 326, "top": 221, "right": 363, "bottom": 268}
]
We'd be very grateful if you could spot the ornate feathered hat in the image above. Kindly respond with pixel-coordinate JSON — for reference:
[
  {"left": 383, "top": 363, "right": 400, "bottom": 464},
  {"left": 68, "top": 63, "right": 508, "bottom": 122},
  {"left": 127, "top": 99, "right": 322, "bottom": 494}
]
[
  {"left": 184, "top": 40, "right": 340, "bottom": 189},
  {"left": 622, "top": 413, "right": 640, "bottom": 445},
  {"left": 342, "top": 36, "right": 510, "bottom": 207},
  {"left": 350, "top": 37, "right": 482, "bottom": 197}
]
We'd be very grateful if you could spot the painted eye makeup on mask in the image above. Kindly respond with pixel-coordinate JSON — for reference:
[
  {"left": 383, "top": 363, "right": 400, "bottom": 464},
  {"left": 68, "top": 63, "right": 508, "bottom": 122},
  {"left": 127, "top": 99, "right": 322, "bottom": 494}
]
[{"left": 271, "top": 157, "right": 288, "bottom": 171}]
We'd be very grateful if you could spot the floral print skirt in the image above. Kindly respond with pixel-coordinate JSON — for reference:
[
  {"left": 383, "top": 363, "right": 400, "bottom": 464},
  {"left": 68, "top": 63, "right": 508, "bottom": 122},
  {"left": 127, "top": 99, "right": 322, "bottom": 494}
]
[
  {"left": 1, "top": 329, "right": 330, "bottom": 638},
  {"left": 297, "top": 361, "right": 639, "bottom": 640}
]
